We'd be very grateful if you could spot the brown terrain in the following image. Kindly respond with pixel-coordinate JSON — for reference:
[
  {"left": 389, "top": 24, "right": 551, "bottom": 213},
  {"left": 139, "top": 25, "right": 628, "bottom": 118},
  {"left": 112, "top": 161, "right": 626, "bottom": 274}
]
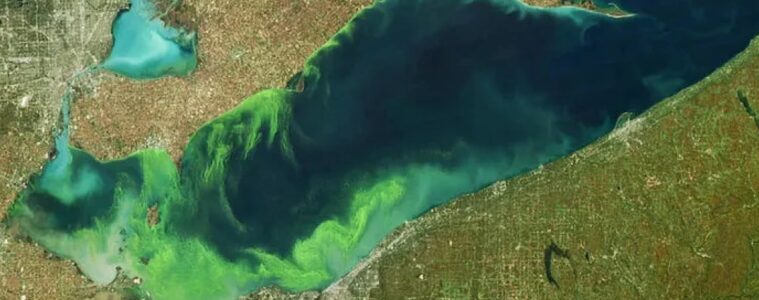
[
  {"left": 0, "top": 0, "right": 660, "bottom": 299},
  {"left": 1, "top": 1, "right": 127, "bottom": 298},
  {"left": 2, "top": 0, "right": 370, "bottom": 298},
  {"left": 69, "top": 0, "right": 373, "bottom": 163},
  {"left": 250, "top": 36, "right": 759, "bottom": 299},
  {"left": 69, "top": 0, "right": 612, "bottom": 165}
]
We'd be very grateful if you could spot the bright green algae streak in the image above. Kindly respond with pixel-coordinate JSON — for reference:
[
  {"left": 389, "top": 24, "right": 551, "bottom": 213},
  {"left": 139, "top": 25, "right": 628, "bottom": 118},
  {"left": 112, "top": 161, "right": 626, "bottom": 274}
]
[
  {"left": 9, "top": 1, "right": 477, "bottom": 299},
  {"left": 10, "top": 90, "right": 409, "bottom": 298},
  {"left": 11, "top": 0, "right": 759, "bottom": 298}
]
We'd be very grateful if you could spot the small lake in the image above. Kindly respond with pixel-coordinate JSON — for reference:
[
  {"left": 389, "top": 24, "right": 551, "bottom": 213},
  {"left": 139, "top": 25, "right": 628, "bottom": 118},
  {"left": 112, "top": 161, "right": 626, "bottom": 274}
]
[
  {"left": 9, "top": 0, "right": 759, "bottom": 299},
  {"left": 101, "top": 0, "right": 197, "bottom": 79}
]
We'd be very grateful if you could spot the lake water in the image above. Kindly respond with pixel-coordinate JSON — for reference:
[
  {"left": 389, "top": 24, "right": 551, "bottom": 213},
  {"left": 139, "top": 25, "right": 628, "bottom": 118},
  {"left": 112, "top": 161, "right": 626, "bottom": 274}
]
[
  {"left": 101, "top": 0, "right": 197, "bottom": 79},
  {"left": 9, "top": 0, "right": 759, "bottom": 299}
]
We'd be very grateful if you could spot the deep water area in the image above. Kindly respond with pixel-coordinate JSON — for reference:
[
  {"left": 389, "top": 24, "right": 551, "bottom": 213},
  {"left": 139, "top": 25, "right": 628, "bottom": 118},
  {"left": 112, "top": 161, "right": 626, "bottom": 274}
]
[{"left": 9, "top": 0, "right": 759, "bottom": 298}]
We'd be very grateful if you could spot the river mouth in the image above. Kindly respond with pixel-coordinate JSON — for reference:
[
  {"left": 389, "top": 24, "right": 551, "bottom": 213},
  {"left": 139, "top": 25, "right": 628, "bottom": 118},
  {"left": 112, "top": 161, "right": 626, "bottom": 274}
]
[{"left": 8, "top": 0, "right": 759, "bottom": 299}]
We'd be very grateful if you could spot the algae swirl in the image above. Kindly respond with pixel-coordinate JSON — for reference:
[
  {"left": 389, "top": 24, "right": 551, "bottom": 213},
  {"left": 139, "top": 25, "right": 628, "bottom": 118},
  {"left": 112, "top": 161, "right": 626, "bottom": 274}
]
[{"left": 8, "top": 0, "right": 759, "bottom": 299}]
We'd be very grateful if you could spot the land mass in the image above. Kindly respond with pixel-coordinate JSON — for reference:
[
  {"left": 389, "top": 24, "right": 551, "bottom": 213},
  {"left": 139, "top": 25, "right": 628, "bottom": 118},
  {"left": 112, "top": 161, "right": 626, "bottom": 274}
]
[
  {"left": 250, "top": 35, "right": 759, "bottom": 299},
  {"left": 0, "top": 1, "right": 651, "bottom": 299}
]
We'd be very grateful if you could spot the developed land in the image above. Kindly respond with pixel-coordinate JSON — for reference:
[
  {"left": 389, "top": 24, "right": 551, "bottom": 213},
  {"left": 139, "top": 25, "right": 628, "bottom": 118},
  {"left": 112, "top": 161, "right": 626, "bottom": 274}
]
[
  {"left": 0, "top": 1, "right": 126, "bottom": 298},
  {"left": 0, "top": 0, "right": 368, "bottom": 298},
  {"left": 252, "top": 36, "right": 759, "bottom": 299},
  {"left": 0, "top": 0, "right": 673, "bottom": 299},
  {"left": 68, "top": 0, "right": 614, "bottom": 165}
]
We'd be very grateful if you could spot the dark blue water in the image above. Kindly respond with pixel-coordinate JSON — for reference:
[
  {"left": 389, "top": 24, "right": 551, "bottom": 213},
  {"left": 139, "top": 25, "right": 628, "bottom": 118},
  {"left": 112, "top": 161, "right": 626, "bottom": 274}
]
[
  {"left": 9, "top": 0, "right": 759, "bottom": 297},
  {"left": 187, "top": 0, "right": 759, "bottom": 257}
]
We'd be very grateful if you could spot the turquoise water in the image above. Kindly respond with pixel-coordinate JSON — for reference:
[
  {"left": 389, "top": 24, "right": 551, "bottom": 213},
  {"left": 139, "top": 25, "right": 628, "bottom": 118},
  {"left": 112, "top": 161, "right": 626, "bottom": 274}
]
[
  {"left": 101, "top": 0, "right": 197, "bottom": 79},
  {"left": 8, "top": 0, "right": 759, "bottom": 299}
]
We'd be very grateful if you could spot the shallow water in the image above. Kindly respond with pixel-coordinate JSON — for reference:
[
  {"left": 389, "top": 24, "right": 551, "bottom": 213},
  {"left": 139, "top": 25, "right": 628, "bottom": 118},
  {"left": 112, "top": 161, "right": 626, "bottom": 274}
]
[
  {"left": 101, "top": 0, "right": 197, "bottom": 79},
  {"left": 9, "top": 0, "right": 759, "bottom": 299}
]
